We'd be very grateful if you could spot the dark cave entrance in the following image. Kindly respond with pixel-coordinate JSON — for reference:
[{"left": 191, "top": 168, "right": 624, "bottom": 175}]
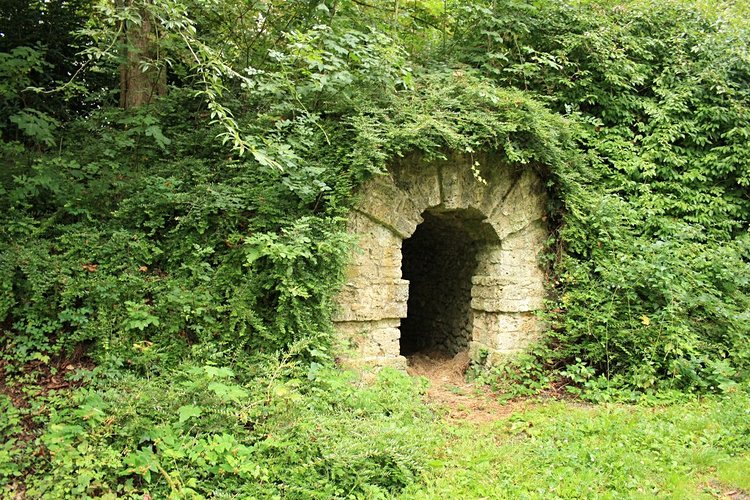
[{"left": 399, "top": 209, "right": 494, "bottom": 357}]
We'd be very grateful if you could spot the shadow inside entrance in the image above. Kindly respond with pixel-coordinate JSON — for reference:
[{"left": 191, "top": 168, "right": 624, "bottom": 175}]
[{"left": 399, "top": 209, "right": 493, "bottom": 357}]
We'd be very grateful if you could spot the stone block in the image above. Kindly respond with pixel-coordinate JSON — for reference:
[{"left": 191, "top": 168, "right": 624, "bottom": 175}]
[
  {"left": 471, "top": 296, "right": 544, "bottom": 313},
  {"left": 479, "top": 163, "right": 517, "bottom": 213},
  {"left": 475, "top": 247, "right": 545, "bottom": 280},
  {"left": 332, "top": 279, "right": 409, "bottom": 322},
  {"left": 436, "top": 154, "right": 489, "bottom": 211},
  {"left": 334, "top": 319, "right": 401, "bottom": 357},
  {"left": 471, "top": 311, "right": 542, "bottom": 352},
  {"left": 356, "top": 176, "right": 422, "bottom": 238},
  {"left": 392, "top": 156, "right": 442, "bottom": 209},
  {"left": 471, "top": 274, "right": 546, "bottom": 312},
  {"left": 488, "top": 169, "right": 546, "bottom": 240},
  {"left": 501, "top": 220, "right": 547, "bottom": 251}
]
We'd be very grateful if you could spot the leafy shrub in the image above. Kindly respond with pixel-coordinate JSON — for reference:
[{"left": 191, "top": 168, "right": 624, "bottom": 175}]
[
  {"left": 23, "top": 355, "right": 435, "bottom": 498},
  {"left": 0, "top": 95, "right": 356, "bottom": 367},
  {"left": 452, "top": 0, "right": 750, "bottom": 391}
]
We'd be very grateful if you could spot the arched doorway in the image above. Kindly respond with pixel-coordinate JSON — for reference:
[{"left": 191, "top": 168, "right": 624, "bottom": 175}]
[
  {"left": 332, "top": 154, "right": 548, "bottom": 369},
  {"left": 400, "top": 209, "right": 497, "bottom": 357}
]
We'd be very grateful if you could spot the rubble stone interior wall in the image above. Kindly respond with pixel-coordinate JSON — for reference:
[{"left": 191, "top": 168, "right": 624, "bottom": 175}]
[
  {"left": 400, "top": 210, "right": 494, "bottom": 356},
  {"left": 333, "top": 153, "right": 548, "bottom": 369}
]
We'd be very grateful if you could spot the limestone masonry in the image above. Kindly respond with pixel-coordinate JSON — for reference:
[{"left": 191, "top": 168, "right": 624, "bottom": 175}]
[{"left": 333, "top": 153, "right": 548, "bottom": 369}]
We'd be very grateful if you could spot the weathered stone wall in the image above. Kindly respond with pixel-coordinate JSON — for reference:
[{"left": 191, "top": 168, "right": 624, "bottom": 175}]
[{"left": 333, "top": 153, "right": 548, "bottom": 369}]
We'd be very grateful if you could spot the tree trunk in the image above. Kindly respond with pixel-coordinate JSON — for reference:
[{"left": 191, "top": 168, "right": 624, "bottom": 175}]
[{"left": 118, "top": 0, "right": 166, "bottom": 109}]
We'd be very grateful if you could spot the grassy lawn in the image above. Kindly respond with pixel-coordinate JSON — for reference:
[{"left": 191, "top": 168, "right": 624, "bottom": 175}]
[
  {"left": 405, "top": 394, "right": 750, "bottom": 499},
  {"left": 3, "top": 363, "right": 748, "bottom": 498}
]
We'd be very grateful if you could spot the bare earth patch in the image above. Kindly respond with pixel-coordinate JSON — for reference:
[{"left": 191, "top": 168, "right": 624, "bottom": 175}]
[
  {"left": 705, "top": 481, "right": 750, "bottom": 500},
  {"left": 406, "top": 350, "right": 522, "bottom": 424}
]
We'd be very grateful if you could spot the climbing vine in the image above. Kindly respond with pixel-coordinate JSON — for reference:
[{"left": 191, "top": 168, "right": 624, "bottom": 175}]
[
  {"left": 2, "top": 0, "right": 750, "bottom": 495},
  {"left": 3, "top": 0, "right": 750, "bottom": 392}
]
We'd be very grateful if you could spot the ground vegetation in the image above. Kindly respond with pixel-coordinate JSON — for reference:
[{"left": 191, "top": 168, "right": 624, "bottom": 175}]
[{"left": 1, "top": 0, "right": 749, "bottom": 496}]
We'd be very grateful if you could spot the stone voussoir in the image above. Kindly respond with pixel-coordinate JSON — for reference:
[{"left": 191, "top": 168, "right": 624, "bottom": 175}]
[
  {"left": 392, "top": 157, "right": 442, "bottom": 210},
  {"left": 356, "top": 176, "right": 423, "bottom": 238}
]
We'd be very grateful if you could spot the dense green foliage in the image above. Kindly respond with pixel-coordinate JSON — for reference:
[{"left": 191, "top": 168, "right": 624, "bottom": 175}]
[
  {"left": 10, "top": 362, "right": 434, "bottom": 497},
  {"left": 2, "top": 0, "right": 750, "bottom": 496},
  {"left": 448, "top": 0, "right": 750, "bottom": 392}
]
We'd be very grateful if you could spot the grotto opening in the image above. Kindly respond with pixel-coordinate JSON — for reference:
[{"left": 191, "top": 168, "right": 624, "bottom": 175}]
[
  {"left": 400, "top": 209, "right": 497, "bottom": 357},
  {"left": 333, "top": 153, "right": 548, "bottom": 369}
]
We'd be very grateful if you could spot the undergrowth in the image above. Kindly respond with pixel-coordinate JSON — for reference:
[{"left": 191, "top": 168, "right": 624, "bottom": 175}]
[
  {"left": 2, "top": 349, "right": 435, "bottom": 498},
  {"left": 2, "top": 0, "right": 750, "bottom": 496}
]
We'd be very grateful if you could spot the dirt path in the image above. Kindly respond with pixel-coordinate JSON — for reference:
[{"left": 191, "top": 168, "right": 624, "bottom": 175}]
[{"left": 406, "top": 351, "right": 519, "bottom": 423}]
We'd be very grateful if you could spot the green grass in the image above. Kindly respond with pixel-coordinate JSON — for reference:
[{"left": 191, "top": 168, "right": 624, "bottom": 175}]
[
  {"left": 3, "top": 362, "right": 749, "bottom": 498},
  {"left": 404, "top": 392, "right": 750, "bottom": 498}
]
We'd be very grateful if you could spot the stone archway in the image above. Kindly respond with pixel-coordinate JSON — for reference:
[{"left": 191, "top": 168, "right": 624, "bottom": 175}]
[{"left": 333, "top": 153, "right": 548, "bottom": 369}]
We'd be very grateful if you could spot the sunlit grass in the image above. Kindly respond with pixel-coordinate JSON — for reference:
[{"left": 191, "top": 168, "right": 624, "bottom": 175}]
[{"left": 404, "top": 391, "right": 750, "bottom": 498}]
